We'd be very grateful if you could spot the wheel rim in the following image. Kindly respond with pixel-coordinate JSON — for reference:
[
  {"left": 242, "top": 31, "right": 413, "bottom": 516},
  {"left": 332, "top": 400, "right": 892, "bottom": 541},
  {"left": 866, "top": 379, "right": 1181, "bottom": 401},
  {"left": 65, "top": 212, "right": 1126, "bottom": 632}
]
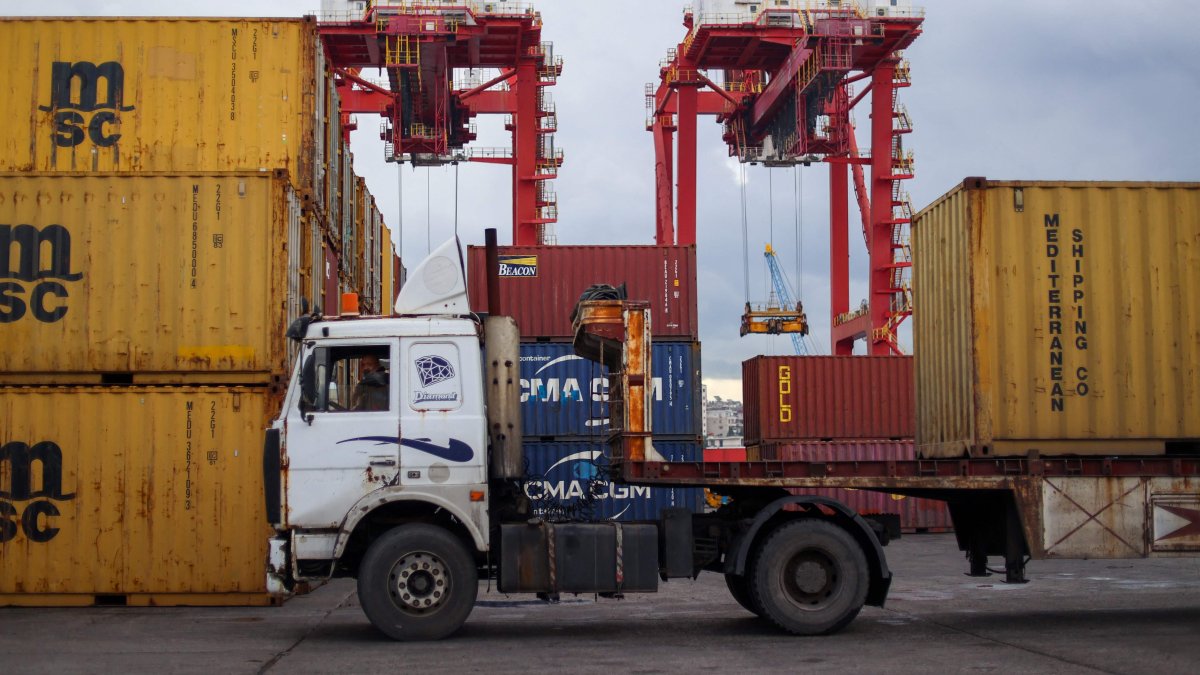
[
  {"left": 388, "top": 551, "right": 450, "bottom": 614},
  {"left": 781, "top": 549, "right": 839, "bottom": 609}
]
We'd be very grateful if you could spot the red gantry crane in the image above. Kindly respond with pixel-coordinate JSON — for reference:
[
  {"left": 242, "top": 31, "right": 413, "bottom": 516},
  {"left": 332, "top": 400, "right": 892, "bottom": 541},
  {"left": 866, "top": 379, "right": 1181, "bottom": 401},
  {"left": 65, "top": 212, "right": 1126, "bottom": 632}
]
[
  {"left": 648, "top": 1, "right": 923, "bottom": 355},
  {"left": 318, "top": 1, "right": 563, "bottom": 245}
]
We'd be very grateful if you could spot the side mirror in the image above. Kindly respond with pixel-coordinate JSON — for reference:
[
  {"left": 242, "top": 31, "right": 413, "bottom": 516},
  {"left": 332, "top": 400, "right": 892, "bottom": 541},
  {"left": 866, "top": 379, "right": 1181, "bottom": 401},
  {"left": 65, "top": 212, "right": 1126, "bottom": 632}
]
[
  {"left": 287, "top": 316, "right": 312, "bottom": 343},
  {"left": 286, "top": 298, "right": 315, "bottom": 343},
  {"left": 300, "top": 350, "right": 319, "bottom": 411}
]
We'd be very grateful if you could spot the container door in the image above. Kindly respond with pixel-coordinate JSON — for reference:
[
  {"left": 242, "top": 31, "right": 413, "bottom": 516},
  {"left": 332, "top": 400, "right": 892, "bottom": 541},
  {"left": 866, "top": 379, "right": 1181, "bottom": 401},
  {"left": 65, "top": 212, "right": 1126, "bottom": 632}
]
[{"left": 284, "top": 338, "right": 401, "bottom": 528}]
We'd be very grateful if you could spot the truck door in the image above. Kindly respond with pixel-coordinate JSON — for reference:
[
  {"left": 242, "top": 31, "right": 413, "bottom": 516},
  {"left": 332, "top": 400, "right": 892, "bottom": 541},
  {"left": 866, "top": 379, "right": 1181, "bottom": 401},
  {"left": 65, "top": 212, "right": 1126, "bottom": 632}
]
[
  {"left": 285, "top": 339, "right": 402, "bottom": 528},
  {"left": 399, "top": 337, "right": 487, "bottom": 487}
]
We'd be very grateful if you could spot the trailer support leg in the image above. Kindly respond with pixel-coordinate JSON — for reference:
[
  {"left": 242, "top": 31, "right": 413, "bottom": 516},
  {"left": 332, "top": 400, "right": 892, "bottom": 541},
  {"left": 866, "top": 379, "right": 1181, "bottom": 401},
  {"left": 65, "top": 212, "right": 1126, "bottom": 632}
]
[
  {"left": 967, "top": 540, "right": 989, "bottom": 577},
  {"left": 1004, "top": 500, "right": 1028, "bottom": 584}
]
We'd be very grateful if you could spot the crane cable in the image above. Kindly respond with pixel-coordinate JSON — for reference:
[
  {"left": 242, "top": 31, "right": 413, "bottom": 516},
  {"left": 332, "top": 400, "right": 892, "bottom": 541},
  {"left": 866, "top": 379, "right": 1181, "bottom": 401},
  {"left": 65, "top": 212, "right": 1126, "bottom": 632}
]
[
  {"left": 396, "top": 161, "right": 403, "bottom": 265},
  {"left": 426, "top": 169, "right": 432, "bottom": 255},
  {"left": 454, "top": 161, "right": 460, "bottom": 237},
  {"left": 740, "top": 163, "right": 750, "bottom": 304}
]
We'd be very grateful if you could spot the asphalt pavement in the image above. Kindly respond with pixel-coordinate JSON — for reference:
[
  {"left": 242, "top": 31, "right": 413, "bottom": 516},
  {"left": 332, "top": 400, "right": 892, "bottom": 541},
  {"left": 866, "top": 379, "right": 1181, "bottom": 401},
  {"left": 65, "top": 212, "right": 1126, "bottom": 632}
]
[{"left": 2, "top": 533, "right": 1198, "bottom": 674}]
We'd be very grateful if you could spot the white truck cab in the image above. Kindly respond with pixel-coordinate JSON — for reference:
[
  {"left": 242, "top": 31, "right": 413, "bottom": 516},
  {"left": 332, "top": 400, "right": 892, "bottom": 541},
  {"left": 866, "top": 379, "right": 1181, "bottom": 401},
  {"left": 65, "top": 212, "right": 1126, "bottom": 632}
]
[{"left": 266, "top": 239, "right": 494, "bottom": 638}]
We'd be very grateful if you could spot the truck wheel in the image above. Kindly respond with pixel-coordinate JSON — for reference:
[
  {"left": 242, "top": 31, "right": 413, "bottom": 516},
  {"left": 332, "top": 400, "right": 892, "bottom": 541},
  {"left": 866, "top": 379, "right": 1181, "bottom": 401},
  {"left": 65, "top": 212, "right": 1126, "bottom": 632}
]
[
  {"left": 748, "top": 519, "right": 869, "bottom": 636},
  {"left": 357, "top": 524, "right": 478, "bottom": 641},
  {"left": 724, "top": 573, "right": 762, "bottom": 616}
]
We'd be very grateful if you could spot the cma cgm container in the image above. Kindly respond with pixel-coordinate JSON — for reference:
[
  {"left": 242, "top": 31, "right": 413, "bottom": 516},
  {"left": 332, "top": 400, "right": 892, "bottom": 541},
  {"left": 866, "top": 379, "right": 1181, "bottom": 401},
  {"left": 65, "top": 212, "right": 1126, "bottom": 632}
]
[
  {"left": 0, "top": 18, "right": 332, "bottom": 196},
  {"left": 519, "top": 341, "right": 701, "bottom": 437},
  {"left": 914, "top": 179, "right": 1200, "bottom": 458},
  {"left": 742, "top": 356, "right": 913, "bottom": 444},
  {"left": 757, "top": 441, "right": 952, "bottom": 532},
  {"left": 467, "top": 245, "right": 699, "bottom": 339},
  {"left": 0, "top": 172, "right": 303, "bottom": 380},
  {"left": 522, "top": 440, "right": 703, "bottom": 521},
  {"left": 0, "top": 386, "right": 273, "bottom": 605}
]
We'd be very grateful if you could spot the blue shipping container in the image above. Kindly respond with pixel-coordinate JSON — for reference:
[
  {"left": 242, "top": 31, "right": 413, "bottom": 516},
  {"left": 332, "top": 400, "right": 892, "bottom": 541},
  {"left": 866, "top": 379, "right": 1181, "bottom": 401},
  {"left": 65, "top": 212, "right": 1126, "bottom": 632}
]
[
  {"left": 522, "top": 439, "right": 704, "bottom": 522},
  {"left": 518, "top": 341, "right": 701, "bottom": 437}
]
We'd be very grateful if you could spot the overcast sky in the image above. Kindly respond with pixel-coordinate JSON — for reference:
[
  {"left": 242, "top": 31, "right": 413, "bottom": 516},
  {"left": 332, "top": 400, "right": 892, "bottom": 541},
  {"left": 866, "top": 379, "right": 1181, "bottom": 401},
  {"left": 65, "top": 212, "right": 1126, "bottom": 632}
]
[{"left": 9, "top": 0, "right": 1199, "bottom": 399}]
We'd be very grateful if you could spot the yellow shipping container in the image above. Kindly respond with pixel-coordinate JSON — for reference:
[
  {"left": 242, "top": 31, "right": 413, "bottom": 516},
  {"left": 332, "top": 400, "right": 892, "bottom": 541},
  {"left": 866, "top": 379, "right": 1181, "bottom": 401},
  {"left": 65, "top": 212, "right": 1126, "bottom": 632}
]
[
  {"left": 0, "top": 172, "right": 303, "bottom": 379},
  {"left": 0, "top": 17, "right": 329, "bottom": 193},
  {"left": 0, "top": 386, "right": 274, "bottom": 605},
  {"left": 381, "top": 223, "right": 395, "bottom": 315},
  {"left": 913, "top": 179, "right": 1200, "bottom": 458}
]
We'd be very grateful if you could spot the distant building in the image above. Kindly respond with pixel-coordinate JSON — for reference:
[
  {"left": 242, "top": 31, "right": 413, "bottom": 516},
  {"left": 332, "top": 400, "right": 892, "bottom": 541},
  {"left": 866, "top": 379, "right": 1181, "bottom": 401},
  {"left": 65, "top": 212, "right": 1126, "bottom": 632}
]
[{"left": 705, "top": 393, "right": 743, "bottom": 449}]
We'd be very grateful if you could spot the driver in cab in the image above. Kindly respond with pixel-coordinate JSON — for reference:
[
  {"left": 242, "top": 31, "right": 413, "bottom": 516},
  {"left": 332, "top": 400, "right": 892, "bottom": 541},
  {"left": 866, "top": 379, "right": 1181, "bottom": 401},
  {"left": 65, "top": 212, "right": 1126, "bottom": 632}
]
[{"left": 352, "top": 354, "right": 389, "bottom": 411}]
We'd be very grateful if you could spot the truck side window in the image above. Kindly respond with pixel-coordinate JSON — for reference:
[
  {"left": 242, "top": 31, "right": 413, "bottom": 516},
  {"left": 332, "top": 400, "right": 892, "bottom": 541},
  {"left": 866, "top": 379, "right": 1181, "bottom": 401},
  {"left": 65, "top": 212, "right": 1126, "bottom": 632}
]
[{"left": 299, "top": 345, "right": 392, "bottom": 413}]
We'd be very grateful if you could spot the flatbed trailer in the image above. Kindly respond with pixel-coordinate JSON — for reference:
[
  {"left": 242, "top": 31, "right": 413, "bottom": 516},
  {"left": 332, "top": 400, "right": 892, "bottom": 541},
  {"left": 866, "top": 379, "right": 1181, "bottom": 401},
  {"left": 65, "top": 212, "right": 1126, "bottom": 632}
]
[{"left": 619, "top": 456, "right": 1200, "bottom": 581}]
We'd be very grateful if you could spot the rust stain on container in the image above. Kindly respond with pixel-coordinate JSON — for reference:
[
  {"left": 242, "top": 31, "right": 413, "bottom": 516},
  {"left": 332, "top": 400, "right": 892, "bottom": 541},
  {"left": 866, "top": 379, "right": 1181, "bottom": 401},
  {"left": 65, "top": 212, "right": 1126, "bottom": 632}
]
[
  {"left": 467, "top": 245, "right": 699, "bottom": 339},
  {"left": 914, "top": 179, "right": 1200, "bottom": 457},
  {"left": 742, "top": 356, "right": 913, "bottom": 444},
  {"left": 0, "top": 17, "right": 323, "bottom": 192},
  {"left": 0, "top": 172, "right": 305, "bottom": 378},
  {"left": 0, "top": 386, "right": 274, "bottom": 602}
]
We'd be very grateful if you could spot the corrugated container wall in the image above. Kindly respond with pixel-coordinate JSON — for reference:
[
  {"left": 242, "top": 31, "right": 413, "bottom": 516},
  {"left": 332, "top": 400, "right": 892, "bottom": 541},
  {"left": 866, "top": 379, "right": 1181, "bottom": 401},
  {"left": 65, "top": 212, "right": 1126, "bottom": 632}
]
[
  {"left": 381, "top": 224, "right": 395, "bottom": 315},
  {"left": 0, "top": 18, "right": 324, "bottom": 194},
  {"left": 0, "top": 386, "right": 273, "bottom": 604},
  {"left": 522, "top": 440, "right": 704, "bottom": 521},
  {"left": 0, "top": 172, "right": 303, "bottom": 379},
  {"left": 467, "top": 246, "right": 699, "bottom": 339},
  {"left": 518, "top": 342, "right": 702, "bottom": 437},
  {"left": 914, "top": 180, "right": 1200, "bottom": 457},
  {"left": 742, "top": 356, "right": 914, "bottom": 444}
]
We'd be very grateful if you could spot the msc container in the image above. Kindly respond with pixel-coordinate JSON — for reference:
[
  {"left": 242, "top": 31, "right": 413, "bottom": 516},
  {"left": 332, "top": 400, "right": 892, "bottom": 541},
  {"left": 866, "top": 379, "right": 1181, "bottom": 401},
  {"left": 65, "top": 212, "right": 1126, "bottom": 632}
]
[
  {"left": 0, "top": 172, "right": 304, "bottom": 380},
  {"left": 522, "top": 439, "right": 704, "bottom": 521},
  {"left": 761, "top": 440, "right": 952, "bottom": 532},
  {"left": 0, "top": 386, "right": 274, "bottom": 605},
  {"left": 0, "top": 18, "right": 330, "bottom": 195},
  {"left": 518, "top": 341, "right": 702, "bottom": 437},
  {"left": 742, "top": 356, "right": 914, "bottom": 444},
  {"left": 467, "top": 245, "right": 699, "bottom": 339},
  {"left": 914, "top": 179, "right": 1200, "bottom": 458}
]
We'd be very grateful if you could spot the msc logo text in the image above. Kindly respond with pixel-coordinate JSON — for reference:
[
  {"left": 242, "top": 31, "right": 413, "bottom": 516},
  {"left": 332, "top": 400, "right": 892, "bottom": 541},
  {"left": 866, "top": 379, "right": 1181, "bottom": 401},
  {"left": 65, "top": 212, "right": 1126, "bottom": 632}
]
[
  {"left": 38, "top": 61, "right": 135, "bottom": 148},
  {"left": 1, "top": 441, "right": 76, "bottom": 544},
  {"left": 0, "top": 225, "right": 83, "bottom": 324}
]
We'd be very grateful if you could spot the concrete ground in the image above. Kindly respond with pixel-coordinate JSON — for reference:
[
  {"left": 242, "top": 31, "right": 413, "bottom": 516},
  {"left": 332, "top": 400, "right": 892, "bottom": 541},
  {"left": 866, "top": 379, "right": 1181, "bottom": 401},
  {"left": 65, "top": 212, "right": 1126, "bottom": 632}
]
[{"left": 2, "top": 534, "right": 1198, "bottom": 674}]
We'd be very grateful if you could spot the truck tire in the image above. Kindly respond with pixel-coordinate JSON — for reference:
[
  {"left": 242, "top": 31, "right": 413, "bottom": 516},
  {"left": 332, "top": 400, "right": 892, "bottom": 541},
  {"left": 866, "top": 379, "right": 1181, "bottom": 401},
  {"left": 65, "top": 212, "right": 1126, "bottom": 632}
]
[
  {"left": 724, "top": 573, "right": 763, "bottom": 616},
  {"left": 748, "top": 519, "right": 869, "bottom": 636},
  {"left": 357, "top": 523, "right": 478, "bottom": 641}
]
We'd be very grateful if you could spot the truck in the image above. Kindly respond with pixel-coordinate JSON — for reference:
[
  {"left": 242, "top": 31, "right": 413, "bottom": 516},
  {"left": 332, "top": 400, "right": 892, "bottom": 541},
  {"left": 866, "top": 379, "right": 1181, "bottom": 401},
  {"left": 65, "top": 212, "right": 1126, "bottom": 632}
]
[{"left": 264, "top": 231, "right": 1200, "bottom": 641}]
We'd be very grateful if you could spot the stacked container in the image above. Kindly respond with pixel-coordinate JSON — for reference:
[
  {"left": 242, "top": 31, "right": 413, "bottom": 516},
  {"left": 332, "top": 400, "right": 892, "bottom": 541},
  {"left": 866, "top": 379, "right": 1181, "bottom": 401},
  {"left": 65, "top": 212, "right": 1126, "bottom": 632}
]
[
  {"left": 913, "top": 179, "right": 1200, "bottom": 458},
  {"left": 0, "top": 16, "right": 389, "bottom": 606},
  {"left": 741, "top": 356, "right": 950, "bottom": 532},
  {"left": 468, "top": 245, "right": 704, "bottom": 521}
]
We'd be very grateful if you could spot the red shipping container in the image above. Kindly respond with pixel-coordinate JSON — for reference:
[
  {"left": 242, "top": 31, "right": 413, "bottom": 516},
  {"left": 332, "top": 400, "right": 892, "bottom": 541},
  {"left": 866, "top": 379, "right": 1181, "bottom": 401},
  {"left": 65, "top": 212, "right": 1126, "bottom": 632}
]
[
  {"left": 704, "top": 448, "right": 748, "bottom": 462},
  {"left": 768, "top": 440, "right": 952, "bottom": 532},
  {"left": 467, "top": 245, "right": 699, "bottom": 340},
  {"left": 323, "top": 247, "right": 340, "bottom": 316},
  {"left": 742, "top": 356, "right": 914, "bottom": 443}
]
